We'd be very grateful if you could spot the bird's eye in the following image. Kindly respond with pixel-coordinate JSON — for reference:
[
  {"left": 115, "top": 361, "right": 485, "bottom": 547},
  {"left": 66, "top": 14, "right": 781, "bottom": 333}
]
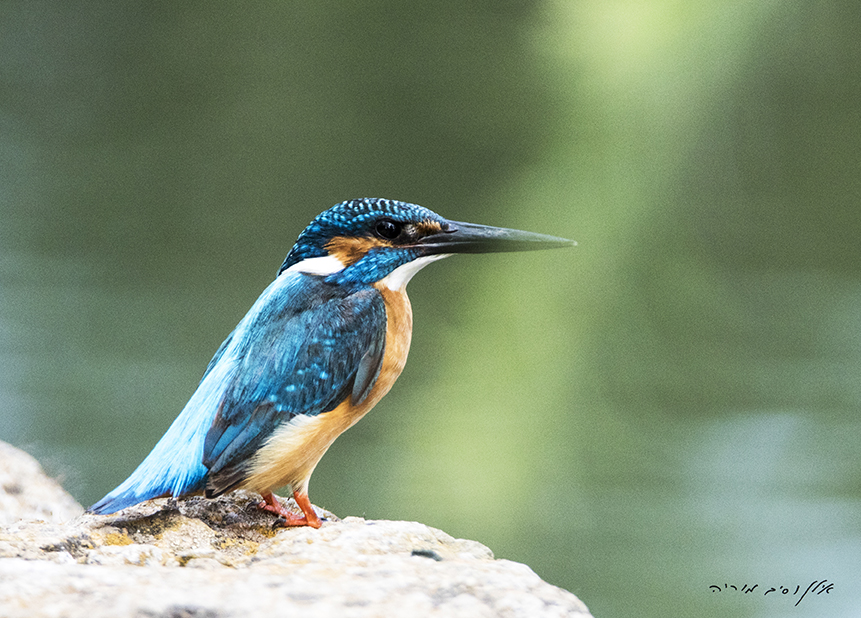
[{"left": 374, "top": 219, "right": 402, "bottom": 240}]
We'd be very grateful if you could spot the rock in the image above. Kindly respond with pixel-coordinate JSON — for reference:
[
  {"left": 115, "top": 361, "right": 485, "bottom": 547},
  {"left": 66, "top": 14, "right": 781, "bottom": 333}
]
[
  {"left": 0, "top": 441, "right": 593, "bottom": 617},
  {"left": 0, "top": 442, "right": 84, "bottom": 525}
]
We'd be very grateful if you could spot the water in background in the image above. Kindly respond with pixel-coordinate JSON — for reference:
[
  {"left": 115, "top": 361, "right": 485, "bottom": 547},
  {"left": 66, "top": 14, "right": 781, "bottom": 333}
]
[{"left": 2, "top": 3, "right": 860, "bottom": 617}]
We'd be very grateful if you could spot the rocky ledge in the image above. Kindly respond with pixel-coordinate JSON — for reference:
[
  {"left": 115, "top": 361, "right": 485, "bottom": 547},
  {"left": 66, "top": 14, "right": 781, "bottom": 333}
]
[{"left": 0, "top": 441, "right": 592, "bottom": 617}]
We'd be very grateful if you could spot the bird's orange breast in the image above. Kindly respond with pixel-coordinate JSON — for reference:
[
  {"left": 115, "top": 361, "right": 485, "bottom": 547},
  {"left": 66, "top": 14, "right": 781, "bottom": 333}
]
[{"left": 243, "top": 286, "right": 413, "bottom": 495}]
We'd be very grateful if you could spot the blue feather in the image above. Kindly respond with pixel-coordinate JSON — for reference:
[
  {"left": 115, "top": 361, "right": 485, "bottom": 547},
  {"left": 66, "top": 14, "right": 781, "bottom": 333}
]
[
  {"left": 89, "top": 270, "right": 387, "bottom": 513},
  {"left": 87, "top": 351, "right": 235, "bottom": 514},
  {"left": 89, "top": 271, "right": 306, "bottom": 513},
  {"left": 203, "top": 282, "right": 386, "bottom": 494}
]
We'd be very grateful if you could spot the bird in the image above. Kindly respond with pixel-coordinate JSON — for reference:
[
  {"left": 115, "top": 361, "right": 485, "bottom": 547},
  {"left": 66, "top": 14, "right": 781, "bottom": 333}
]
[{"left": 89, "top": 198, "right": 573, "bottom": 527}]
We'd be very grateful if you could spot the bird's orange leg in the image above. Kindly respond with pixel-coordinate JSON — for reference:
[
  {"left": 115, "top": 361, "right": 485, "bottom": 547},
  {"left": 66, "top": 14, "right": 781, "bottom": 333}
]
[{"left": 258, "top": 491, "right": 322, "bottom": 529}]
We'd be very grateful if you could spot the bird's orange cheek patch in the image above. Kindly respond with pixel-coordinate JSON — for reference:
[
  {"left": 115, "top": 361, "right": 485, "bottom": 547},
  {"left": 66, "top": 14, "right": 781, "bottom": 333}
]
[{"left": 325, "top": 236, "right": 388, "bottom": 266}]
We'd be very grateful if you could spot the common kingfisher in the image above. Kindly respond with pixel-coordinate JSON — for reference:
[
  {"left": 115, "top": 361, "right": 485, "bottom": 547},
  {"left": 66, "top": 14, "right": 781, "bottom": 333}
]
[{"left": 89, "top": 198, "right": 573, "bottom": 527}]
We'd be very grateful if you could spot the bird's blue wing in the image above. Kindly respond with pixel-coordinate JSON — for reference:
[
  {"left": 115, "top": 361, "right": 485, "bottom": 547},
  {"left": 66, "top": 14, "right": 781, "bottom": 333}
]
[
  {"left": 202, "top": 282, "right": 387, "bottom": 495},
  {"left": 88, "top": 272, "right": 386, "bottom": 514}
]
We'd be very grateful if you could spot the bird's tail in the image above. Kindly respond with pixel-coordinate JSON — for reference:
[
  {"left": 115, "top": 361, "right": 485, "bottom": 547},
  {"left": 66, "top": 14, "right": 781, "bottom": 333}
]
[
  {"left": 88, "top": 456, "right": 207, "bottom": 514},
  {"left": 88, "top": 362, "right": 234, "bottom": 515},
  {"left": 87, "top": 412, "right": 210, "bottom": 514}
]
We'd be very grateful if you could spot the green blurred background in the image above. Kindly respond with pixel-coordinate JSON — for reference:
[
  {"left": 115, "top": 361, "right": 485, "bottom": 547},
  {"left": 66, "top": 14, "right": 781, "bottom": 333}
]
[{"left": 2, "top": 2, "right": 860, "bottom": 616}]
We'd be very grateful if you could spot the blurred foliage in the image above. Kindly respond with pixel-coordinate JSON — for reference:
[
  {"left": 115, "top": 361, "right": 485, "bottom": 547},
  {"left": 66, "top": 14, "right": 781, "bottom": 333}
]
[{"left": 2, "top": 2, "right": 860, "bottom": 617}]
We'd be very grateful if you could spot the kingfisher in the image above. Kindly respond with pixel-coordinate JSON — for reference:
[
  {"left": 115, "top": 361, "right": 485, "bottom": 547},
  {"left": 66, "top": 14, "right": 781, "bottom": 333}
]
[{"left": 89, "top": 198, "right": 573, "bottom": 527}]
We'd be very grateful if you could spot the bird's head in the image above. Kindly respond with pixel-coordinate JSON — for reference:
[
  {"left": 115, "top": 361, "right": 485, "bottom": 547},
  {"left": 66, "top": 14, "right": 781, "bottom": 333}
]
[{"left": 279, "top": 198, "right": 573, "bottom": 289}]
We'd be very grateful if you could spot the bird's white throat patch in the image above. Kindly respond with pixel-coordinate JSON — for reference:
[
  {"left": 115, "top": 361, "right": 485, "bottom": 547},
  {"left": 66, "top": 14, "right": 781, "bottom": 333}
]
[{"left": 379, "top": 254, "right": 451, "bottom": 291}]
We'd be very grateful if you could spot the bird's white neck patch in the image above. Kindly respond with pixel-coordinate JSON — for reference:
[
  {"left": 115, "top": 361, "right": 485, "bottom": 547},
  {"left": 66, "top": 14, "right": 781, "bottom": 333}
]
[
  {"left": 378, "top": 254, "right": 451, "bottom": 291},
  {"left": 284, "top": 255, "right": 346, "bottom": 276}
]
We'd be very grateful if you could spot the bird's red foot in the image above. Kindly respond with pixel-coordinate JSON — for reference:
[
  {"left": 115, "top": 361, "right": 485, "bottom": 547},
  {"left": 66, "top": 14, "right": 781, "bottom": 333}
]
[{"left": 258, "top": 491, "right": 322, "bottom": 529}]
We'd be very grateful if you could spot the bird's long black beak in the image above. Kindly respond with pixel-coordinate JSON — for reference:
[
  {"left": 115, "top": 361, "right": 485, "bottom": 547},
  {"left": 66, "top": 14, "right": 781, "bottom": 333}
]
[{"left": 418, "top": 220, "right": 575, "bottom": 255}]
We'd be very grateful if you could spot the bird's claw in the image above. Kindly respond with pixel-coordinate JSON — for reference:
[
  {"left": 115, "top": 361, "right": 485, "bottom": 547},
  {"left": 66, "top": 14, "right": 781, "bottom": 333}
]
[{"left": 258, "top": 491, "right": 322, "bottom": 528}]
